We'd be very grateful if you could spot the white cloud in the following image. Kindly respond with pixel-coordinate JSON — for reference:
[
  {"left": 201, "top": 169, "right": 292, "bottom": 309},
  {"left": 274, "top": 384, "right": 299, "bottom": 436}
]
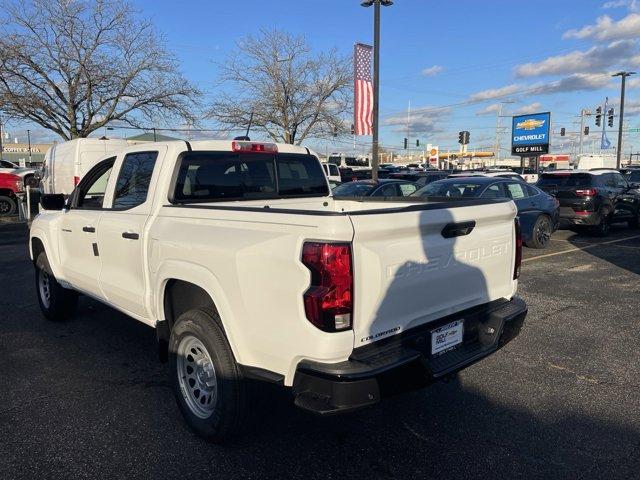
[
  {"left": 513, "top": 102, "right": 543, "bottom": 115},
  {"left": 421, "top": 65, "right": 444, "bottom": 76},
  {"left": 384, "top": 106, "right": 450, "bottom": 135},
  {"left": 602, "top": 0, "right": 639, "bottom": 11},
  {"left": 476, "top": 104, "right": 502, "bottom": 115},
  {"left": 627, "top": 77, "right": 640, "bottom": 88},
  {"left": 563, "top": 14, "right": 640, "bottom": 41},
  {"left": 467, "top": 74, "right": 611, "bottom": 104},
  {"left": 514, "top": 40, "right": 637, "bottom": 77},
  {"left": 468, "top": 84, "right": 522, "bottom": 102}
]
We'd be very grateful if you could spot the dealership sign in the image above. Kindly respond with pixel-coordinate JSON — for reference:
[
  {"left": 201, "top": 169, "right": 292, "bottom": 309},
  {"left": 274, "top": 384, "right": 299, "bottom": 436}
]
[{"left": 511, "top": 112, "right": 551, "bottom": 155}]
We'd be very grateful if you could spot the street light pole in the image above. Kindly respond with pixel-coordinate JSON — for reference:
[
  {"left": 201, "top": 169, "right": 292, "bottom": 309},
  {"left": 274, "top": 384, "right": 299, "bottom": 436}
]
[
  {"left": 613, "top": 71, "right": 635, "bottom": 169},
  {"left": 27, "top": 129, "right": 32, "bottom": 165},
  {"left": 0, "top": 116, "right": 3, "bottom": 161},
  {"left": 362, "top": 0, "right": 392, "bottom": 182}
]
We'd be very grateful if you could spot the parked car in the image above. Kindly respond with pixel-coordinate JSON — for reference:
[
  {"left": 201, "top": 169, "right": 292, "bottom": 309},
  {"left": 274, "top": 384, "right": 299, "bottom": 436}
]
[
  {"left": 40, "top": 138, "right": 130, "bottom": 195},
  {"left": 536, "top": 170, "right": 640, "bottom": 235},
  {"left": 414, "top": 177, "right": 559, "bottom": 248},
  {"left": 388, "top": 170, "right": 448, "bottom": 187},
  {"left": 378, "top": 165, "right": 408, "bottom": 178},
  {"left": 511, "top": 167, "right": 539, "bottom": 184},
  {"left": 623, "top": 168, "right": 640, "bottom": 185},
  {"left": 0, "top": 159, "right": 39, "bottom": 188},
  {"left": 31, "top": 139, "right": 526, "bottom": 442},
  {"left": 332, "top": 179, "right": 419, "bottom": 197},
  {"left": 321, "top": 162, "right": 341, "bottom": 183},
  {"left": 0, "top": 172, "right": 24, "bottom": 216}
]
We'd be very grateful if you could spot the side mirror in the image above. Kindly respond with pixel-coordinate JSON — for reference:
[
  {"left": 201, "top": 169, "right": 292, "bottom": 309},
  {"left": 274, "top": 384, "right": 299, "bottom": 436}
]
[
  {"left": 40, "top": 194, "right": 66, "bottom": 211},
  {"left": 630, "top": 182, "right": 640, "bottom": 189}
]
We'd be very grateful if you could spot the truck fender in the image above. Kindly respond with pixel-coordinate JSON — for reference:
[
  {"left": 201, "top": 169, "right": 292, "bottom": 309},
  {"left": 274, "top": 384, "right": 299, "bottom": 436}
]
[{"left": 153, "top": 260, "right": 244, "bottom": 365}]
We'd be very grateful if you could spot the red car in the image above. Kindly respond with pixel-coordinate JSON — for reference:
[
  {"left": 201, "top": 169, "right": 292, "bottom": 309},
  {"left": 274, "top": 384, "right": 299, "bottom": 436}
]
[{"left": 0, "top": 172, "right": 24, "bottom": 216}]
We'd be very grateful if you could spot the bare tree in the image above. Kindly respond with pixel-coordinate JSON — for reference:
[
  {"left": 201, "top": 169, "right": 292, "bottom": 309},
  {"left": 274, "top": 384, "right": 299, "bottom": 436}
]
[
  {"left": 208, "top": 30, "right": 352, "bottom": 145},
  {"left": 0, "top": 0, "right": 200, "bottom": 140}
]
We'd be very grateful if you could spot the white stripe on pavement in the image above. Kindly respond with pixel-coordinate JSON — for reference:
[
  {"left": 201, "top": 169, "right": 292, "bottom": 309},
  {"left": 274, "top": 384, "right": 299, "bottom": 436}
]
[{"left": 523, "top": 234, "right": 640, "bottom": 263}]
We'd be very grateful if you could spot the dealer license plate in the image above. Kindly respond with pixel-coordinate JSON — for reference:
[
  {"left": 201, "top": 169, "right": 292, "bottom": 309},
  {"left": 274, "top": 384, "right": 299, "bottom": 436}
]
[{"left": 431, "top": 320, "right": 464, "bottom": 356}]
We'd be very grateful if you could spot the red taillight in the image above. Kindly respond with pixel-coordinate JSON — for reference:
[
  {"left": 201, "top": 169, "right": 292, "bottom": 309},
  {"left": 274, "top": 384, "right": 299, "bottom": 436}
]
[
  {"left": 15, "top": 180, "right": 24, "bottom": 192},
  {"left": 575, "top": 188, "right": 597, "bottom": 196},
  {"left": 73, "top": 175, "right": 80, "bottom": 186},
  {"left": 301, "top": 242, "right": 353, "bottom": 332},
  {"left": 514, "top": 218, "right": 522, "bottom": 280},
  {"left": 231, "top": 141, "right": 278, "bottom": 153}
]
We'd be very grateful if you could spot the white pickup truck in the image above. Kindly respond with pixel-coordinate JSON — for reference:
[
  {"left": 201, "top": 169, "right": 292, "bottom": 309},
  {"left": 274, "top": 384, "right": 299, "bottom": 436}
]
[{"left": 30, "top": 139, "right": 527, "bottom": 442}]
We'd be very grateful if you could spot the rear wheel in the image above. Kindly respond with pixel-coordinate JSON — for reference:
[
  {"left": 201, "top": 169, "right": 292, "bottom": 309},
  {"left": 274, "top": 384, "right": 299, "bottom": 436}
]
[
  {"left": 169, "top": 307, "right": 246, "bottom": 443},
  {"left": 526, "top": 215, "right": 552, "bottom": 249},
  {"left": 0, "top": 195, "right": 17, "bottom": 216},
  {"left": 592, "top": 211, "right": 611, "bottom": 237},
  {"left": 35, "top": 252, "right": 78, "bottom": 321}
]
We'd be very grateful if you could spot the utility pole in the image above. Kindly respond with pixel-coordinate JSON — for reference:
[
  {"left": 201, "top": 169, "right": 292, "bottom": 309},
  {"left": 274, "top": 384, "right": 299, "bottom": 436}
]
[
  {"left": 362, "top": 0, "right": 393, "bottom": 181},
  {"left": 613, "top": 71, "right": 636, "bottom": 169},
  {"left": 0, "top": 116, "right": 3, "bottom": 161},
  {"left": 495, "top": 100, "right": 515, "bottom": 167},
  {"left": 27, "top": 129, "right": 32, "bottom": 165},
  {"left": 578, "top": 108, "right": 591, "bottom": 155}
]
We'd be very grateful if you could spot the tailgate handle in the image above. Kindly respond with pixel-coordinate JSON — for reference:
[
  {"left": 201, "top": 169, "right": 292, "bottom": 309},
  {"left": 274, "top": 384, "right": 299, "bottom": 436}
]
[{"left": 441, "top": 221, "right": 476, "bottom": 238}]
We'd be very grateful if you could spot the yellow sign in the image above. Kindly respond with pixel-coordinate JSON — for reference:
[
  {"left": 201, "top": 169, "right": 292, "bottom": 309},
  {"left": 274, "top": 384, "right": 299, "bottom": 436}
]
[{"left": 516, "top": 119, "right": 545, "bottom": 130}]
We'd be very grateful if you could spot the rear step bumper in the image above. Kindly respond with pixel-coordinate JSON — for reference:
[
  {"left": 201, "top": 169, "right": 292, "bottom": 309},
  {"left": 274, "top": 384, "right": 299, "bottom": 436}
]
[{"left": 292, "top": 297, "right": 527, "bottom": 415}]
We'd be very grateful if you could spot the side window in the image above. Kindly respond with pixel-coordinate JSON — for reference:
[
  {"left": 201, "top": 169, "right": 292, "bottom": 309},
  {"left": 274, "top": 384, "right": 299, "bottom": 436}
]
[
  {"left": 526, "top": 185, "right": 540, "bottom": 196},
  {"left": 481, "top": 183, "right": 505, "bottom": 199},
  {"left": 613, "top": 173, "right": 628, "bottom": 188},
  {"left": 603, "top": 174, "right": 617, "bottom": 188},
  {"left": 372, "top": 183, "right": 398, "bottom": 196},
  {"left": 399, "top": 183, "right": 417, "bottom": 196},
  {"left": 505, "top": 182, "right": 528, "bottom": 200},
  {"left": 74, "top": 159, "right": 115, "bottom": 209},
  {"left": 113, "top": 151, "right": 158, "bottom": 209},
  {"left": 329, "top": 164, "right": 340, "bottom": 176}
]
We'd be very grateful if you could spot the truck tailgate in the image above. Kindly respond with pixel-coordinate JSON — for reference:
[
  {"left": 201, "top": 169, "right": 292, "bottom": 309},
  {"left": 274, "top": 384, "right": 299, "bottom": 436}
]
[{"left": 348, "top": 200, "right": 517, "bottom": 346}]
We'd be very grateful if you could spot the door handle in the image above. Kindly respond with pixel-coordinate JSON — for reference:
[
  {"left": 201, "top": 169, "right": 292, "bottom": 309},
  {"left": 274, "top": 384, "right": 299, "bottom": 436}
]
[
  {"left": 441, "top": 221, "right": 476, "bottom": 238},
  {"left": 122, "top": 232, "right": 139, "bottom": 240},
  {"left": 82, "top": 226, "right": 95, "bottom": 233}
]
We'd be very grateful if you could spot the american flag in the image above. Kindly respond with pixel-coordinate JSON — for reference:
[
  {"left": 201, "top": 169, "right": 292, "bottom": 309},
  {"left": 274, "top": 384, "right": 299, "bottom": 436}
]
[{"left": 354, "top": 43, "right": 373, "bottom": 136}]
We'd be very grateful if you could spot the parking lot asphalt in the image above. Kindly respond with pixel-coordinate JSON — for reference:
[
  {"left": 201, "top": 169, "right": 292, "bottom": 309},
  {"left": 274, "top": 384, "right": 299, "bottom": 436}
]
[{"left": 1, "top": 222, "right": 639, "bottom": 480}]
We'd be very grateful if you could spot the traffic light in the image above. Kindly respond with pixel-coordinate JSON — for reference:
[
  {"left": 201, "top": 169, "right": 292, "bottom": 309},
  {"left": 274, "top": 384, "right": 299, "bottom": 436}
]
[
  {"left": 463, "top": 131, "right": 470, "bottom": 144},
  {"left": 595, "top": 106, "right": 602, "bottom": 127},
  {"left": 403, "top": 138, "right": 408, "bottom": 149},
  {"left": 584, "top": 126, "right": 589, "bottom": 136},
  {"left": 458, "top": 130, "right": 470, "bottom": 145},
  {"left": 560, "top": 127, "right": 566, "bottom": 136},
  {"left": 608, "top": 108, "right": 614, "bottom": 128},
  {"left": 416, "top": 139, "right": 420, "bottom": 147}
]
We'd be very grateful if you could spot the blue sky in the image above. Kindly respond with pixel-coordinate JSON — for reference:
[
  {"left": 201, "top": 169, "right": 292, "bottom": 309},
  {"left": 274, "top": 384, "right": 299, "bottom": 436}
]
[{"left": 11, "top": 0, "right": 640, "bottom": 156}]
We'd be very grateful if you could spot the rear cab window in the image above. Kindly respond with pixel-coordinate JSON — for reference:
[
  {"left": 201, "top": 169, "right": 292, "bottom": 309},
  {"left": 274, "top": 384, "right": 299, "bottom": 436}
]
[
  {"left": 172, "top": 152, "right": 329, "bottom": 202},
  {"left": 537, "top": 173, "right": 593, "bottom": 188}
]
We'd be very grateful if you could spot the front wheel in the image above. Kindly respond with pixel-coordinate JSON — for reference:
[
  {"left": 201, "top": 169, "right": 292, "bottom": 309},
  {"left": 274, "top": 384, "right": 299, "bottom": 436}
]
[
  {"left": 169, "top": 307, "right": 246, "bottom": 443},
  {"left": 525, "top": 215, "right": 552, "bottom": 249},
  {"left": 35, "top": 252, "right": 78, "bottom": 321},
  {"left": 0, "top": 195, "right": 17, "bottom": 216}
]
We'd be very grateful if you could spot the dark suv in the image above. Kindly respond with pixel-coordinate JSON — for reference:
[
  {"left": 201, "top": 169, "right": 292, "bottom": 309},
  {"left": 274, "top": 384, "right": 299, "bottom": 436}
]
[{"left": 537, "top": 170, "right": 640, "bottom": 235}]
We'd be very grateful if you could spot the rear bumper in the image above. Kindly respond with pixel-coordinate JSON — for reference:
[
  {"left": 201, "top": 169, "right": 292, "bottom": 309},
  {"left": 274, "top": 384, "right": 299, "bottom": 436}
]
[
  {"left": 558, "top": 208, "right": 600, "bottom": 226},
  {"left": 292, "top": 297, "right": 527, "bottom": 415}
]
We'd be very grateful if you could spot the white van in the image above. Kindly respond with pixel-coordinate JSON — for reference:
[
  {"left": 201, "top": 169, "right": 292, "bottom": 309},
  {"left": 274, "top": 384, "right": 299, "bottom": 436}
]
[
  {"left": 321, "top": 162, "right": 341, "bottom": 182},
  {"left": 41, "top": 138, "right": 130, "bottom": 194},
  {"left": 327, "top": 153, "right": 371, "bottom": 171},
  {"left": 575, "top": 154, "right": 617, "bottom": 171}
]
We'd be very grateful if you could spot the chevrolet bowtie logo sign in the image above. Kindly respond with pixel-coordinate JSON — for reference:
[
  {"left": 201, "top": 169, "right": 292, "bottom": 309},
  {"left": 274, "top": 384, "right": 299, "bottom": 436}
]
[{"left": 516, "top": 119, "right": 545, "bottom": 130}]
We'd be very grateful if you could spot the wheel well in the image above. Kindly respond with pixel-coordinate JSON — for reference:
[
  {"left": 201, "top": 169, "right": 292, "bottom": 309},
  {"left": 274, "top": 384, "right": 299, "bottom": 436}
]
[
  {"left": 163, "top": 279, "right": 217, "bottom": 330},
  {"left": 31, "top": 237, "right": 45, "bottom": 264},
  {"left": 0, "top": 188, "right": 15, "bottom": 197}
]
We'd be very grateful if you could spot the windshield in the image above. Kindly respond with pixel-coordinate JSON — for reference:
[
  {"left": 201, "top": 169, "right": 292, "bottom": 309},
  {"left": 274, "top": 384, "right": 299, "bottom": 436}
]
[
  {"left": 537, "top": 173, "right": 592, "bottom": 188},
  {"left": 332, "top": 182, "right": 376, "bottom": 196},
  {"left": 627, "top": 170, "right": 640, "bottom": 182},
  {"left": 414, "top": 180, "right": 484, "bottom": 198}
]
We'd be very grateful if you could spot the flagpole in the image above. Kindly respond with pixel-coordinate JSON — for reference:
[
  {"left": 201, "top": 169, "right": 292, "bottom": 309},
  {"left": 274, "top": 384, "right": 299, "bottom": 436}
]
[{"left": 371, "top": 0, "right": 381, "bottom": 181}]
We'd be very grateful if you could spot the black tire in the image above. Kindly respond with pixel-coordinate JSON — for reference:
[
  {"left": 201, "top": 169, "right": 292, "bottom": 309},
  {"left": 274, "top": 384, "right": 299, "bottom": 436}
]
[
  {"left": 0, "top": 195, "right": 17, "bottom": 216},
  {"left": 35, "top": 252, "right": 78, "bottom": 321},
  {"left": 628, "top": 210, "right": 640, "bottom": 229},
  {"left": 592, "top": 211, "right": 611, "bottom": 237},
  {"left": 169, "top": 307, "right": 246, "bottom": 443},
  {"left": 525, "top": 215, "right": 552, "bottom": 249}
]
